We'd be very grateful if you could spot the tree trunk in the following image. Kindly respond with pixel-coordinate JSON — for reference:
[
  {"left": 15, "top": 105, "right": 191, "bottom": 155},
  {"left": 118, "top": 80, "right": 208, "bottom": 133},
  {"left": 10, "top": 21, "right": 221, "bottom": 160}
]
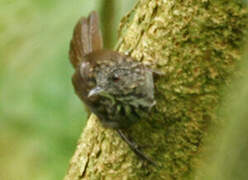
[{"left": 64, "top": 0, "right": 248, "bottom": 179}]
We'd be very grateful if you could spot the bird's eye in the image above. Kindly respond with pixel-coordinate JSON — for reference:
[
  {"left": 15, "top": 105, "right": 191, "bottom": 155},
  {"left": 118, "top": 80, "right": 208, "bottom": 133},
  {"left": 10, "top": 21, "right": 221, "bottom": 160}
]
[{"left": 111, "top": 74, "right": 120, "bottom": 82}]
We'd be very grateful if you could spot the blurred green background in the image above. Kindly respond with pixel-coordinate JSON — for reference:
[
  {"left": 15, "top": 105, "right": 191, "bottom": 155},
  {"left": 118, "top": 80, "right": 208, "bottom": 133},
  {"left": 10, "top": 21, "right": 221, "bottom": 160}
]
[{"left": 0, "top": 0, "right": 135, "bottom": 180}]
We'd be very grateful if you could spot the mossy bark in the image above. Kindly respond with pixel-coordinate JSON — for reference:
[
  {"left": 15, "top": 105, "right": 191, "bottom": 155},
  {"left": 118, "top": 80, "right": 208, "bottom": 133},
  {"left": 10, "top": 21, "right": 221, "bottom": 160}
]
[{"left": 64, "top": 0, "right": 248, "bottom": 179}]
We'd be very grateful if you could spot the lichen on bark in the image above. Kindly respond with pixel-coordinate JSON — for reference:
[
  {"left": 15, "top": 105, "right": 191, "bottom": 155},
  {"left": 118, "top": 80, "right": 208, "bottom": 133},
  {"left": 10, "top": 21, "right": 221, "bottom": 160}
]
[{"left": 64, "top": 0, "right": 248, "bottom": 179}]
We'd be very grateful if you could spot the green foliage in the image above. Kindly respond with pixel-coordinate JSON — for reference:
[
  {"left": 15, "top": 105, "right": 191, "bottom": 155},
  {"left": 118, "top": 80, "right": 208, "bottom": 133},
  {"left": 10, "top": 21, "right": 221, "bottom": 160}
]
[
  {"left": 197, "top": 48, "right": 248, "bottom": 180},
  {"left": 0, "top": 0, "right": 134, "bottom": 179}
]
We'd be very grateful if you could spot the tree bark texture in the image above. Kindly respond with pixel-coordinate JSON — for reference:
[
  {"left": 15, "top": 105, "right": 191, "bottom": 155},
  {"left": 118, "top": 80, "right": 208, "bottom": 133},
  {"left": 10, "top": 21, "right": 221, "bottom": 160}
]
[{"left": 64, "top": 0, "right": 248, "bottom": 179}]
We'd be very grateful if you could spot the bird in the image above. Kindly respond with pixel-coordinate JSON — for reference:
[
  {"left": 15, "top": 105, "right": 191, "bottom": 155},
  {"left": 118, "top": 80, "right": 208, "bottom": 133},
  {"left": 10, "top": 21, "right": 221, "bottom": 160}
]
[{"left": 69, "top": 11, "right": 156, "bottom": 164}]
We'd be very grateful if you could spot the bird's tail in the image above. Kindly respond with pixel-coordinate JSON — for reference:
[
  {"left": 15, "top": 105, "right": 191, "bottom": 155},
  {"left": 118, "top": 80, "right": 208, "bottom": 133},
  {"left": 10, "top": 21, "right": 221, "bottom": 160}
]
[{"left": 69, "top": 11, "right": 103, "bottom": 69}]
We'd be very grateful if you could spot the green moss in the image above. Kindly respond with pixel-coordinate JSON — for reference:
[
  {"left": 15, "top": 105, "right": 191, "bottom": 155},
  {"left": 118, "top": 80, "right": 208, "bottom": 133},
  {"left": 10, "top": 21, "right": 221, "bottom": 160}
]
[{"left": 117, "top": 0, "right": 248, "bottom": 179}]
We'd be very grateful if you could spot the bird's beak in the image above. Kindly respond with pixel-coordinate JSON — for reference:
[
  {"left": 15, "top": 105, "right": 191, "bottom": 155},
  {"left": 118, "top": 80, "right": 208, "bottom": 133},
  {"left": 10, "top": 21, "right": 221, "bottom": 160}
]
[{"left": 88, "top": 86, "right": 104, "bottom": 97}]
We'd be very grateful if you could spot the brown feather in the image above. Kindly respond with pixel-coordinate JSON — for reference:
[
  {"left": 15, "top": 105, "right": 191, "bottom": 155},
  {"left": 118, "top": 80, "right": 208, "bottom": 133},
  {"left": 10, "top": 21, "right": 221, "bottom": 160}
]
[{"left": 69, "top": 11, "right": 103, "bottom": 69}]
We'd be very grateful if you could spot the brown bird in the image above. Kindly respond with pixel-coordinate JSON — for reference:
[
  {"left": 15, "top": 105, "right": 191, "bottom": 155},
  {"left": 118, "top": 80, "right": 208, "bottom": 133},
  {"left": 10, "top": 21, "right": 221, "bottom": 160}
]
[{"left": 69, "top": 11, "right": 156, "bottom": 164}]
